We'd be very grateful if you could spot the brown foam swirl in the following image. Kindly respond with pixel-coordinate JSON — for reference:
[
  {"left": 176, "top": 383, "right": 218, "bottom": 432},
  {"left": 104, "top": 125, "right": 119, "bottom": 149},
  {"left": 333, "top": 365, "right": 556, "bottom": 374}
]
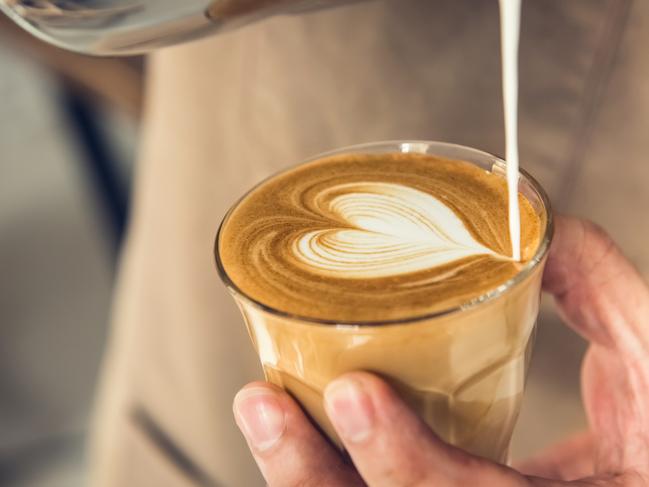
[{"left": 218, "top": 152, "right": 544, "bottom": 321}]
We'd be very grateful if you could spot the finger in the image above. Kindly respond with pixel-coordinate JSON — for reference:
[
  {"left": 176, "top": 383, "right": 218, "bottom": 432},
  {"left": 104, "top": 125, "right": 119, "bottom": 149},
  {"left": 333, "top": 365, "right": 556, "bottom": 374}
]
[
  {"left": 323, "top": 371, "right": 523, "bottom": 487},
  {"left": 543, "top": 216, "right": 649, "bottom": 475},
  {"left": 543, "top": 215, "right": 649, "bottom": 351},
  {"left": 321, "top": 373, "right": 616, "bottom": 487},
  {"left": 233, "top": 382, "right": 363, "bottom": 487},
  {"left": 516, "top": 431, "right": 595, "bottom": 481},
  {"left": 581, "top": 346, "right": 649, "bottom": 475}
]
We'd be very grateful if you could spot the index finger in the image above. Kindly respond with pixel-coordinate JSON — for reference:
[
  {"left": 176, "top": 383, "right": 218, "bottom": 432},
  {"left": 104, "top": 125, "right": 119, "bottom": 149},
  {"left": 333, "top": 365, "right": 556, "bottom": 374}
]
[{"left": 542, "top": 215, "right": 649, "bottom": 352}]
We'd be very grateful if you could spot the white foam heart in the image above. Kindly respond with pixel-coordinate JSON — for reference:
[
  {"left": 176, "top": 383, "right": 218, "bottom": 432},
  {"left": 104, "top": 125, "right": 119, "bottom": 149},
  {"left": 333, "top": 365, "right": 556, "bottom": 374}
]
[{"left": 293, "top": 182, "right": 507, "bottom": 278}]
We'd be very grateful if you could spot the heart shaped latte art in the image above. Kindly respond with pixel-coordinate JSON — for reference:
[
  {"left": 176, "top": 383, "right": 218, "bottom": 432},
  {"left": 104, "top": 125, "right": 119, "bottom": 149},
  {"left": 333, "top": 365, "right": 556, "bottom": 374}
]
[{"left": 293, "top": 182, "right": 510, "bottom": 279}]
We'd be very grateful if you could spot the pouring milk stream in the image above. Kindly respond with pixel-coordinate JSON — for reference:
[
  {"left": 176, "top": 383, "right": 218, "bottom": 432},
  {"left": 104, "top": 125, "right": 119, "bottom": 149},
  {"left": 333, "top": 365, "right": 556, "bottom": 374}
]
[{"left": 499, "top": 0, "right": 522, "bottom": 261}]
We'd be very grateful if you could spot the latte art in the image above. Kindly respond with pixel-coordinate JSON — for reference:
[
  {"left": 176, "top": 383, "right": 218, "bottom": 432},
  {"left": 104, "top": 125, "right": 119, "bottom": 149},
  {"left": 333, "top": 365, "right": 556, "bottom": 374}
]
[
  {"left": 219, "top": 152, "right": 544, "bottom": 321},
  {"left": 294, "top": 182, "right": 505, "bottom": 279}
]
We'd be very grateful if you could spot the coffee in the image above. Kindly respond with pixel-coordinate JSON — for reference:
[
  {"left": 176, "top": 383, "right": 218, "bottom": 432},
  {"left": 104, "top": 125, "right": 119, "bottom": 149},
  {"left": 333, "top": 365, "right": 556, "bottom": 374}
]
[
  {"left": 219, "top": 152, "right": 543, "bottom": 321},
  {"left": 216, "top": 143, "right": 552, "bottom": 462}
]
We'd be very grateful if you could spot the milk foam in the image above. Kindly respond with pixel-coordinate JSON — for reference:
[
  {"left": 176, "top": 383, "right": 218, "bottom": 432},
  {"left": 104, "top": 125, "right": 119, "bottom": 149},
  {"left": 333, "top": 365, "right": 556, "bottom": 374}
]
[
  {"left": 294, "top": 182, "right": 506, "bottom": 278},
  {"left": 219, "top": 152, "right": 543, "bottom": 321}
]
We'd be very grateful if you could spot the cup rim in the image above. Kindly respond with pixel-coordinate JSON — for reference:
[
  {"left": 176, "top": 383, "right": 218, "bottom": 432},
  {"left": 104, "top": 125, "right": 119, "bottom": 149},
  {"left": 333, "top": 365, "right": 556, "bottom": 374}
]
[{"left": 215, "top": 140, "right": 554, "bottom": 327}]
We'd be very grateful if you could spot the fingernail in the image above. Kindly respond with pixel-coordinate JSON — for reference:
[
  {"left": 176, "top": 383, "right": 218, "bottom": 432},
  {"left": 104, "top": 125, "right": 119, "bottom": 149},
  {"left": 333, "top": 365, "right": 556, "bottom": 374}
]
[
  {"left": 234, "top": 387, "right": 286, "bottom": 452},
  {"left": 324, "top": 378, "right": 374, "bottom": 443}
]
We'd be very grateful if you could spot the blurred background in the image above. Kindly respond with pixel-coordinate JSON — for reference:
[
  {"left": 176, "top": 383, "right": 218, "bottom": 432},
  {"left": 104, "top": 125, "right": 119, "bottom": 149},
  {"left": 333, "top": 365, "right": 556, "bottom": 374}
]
[
  {"left": 0, "top": 15, "right": 140, "bottom": 485},
  {"left": 1, "top": 1, "right": 648, "bottom": 486}
]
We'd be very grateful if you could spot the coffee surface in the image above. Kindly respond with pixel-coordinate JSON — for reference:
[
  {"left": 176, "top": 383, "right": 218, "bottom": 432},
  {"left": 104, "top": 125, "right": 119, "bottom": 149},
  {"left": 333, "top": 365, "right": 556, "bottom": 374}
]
[{"left": 219, "top": 152, "right": 543, "bottom": 321}]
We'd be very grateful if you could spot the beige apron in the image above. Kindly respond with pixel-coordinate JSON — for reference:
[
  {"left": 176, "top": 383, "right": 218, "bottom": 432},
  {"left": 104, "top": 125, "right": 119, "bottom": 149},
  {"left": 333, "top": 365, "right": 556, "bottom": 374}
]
[{"left": 89, "top": 1, "right": 649, "bottom": 485}]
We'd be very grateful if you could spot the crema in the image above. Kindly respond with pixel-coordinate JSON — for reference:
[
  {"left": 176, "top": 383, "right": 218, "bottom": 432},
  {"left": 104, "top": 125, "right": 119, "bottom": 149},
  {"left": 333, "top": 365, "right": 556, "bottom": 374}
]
[{"left": 218, "top": 152, "right": 543, "bottom": 321}]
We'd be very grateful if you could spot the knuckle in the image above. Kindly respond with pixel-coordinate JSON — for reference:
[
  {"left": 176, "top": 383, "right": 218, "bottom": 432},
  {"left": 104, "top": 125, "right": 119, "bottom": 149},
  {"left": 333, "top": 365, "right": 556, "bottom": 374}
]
[
  {"left": 580, "top": 219, "right": 610, "bottom": 242},
  {"left": 579, "top": 219, "right": 615, "bottom": 259},
  {"left": 576, "top": 219, "right": 619, "bottom": 275}
]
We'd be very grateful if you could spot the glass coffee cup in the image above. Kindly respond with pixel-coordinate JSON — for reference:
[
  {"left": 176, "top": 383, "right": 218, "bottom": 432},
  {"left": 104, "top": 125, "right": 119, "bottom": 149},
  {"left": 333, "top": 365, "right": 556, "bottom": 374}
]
[{"left": 215, "top": 141, "right": 553, "bottom": 463}]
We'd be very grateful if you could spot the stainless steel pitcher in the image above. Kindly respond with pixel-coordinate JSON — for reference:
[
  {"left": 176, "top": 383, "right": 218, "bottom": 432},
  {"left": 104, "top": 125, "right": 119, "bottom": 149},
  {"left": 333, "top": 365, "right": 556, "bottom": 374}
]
[{"left": 0, "top": 0, "right": 362, "bottom": 56}]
